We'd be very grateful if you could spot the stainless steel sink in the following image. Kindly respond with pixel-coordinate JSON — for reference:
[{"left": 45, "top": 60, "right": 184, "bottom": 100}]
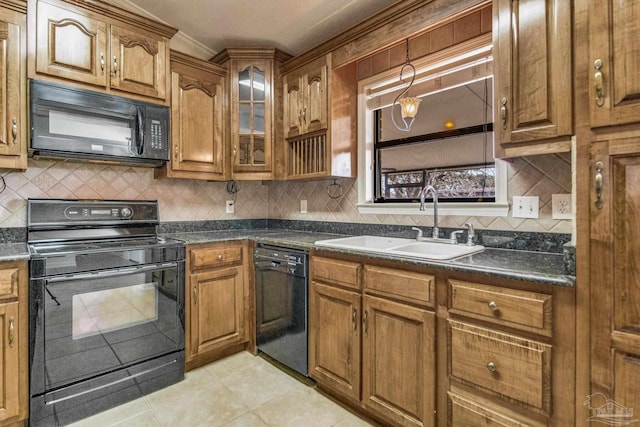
[{"left": 314, "top": 235, "right": 484, "bottom": 260}]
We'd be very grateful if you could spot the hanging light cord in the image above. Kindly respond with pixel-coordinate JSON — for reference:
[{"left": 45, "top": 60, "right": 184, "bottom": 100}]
[{"left": 391, "top": 39, "right": 417, "bottom": 132}]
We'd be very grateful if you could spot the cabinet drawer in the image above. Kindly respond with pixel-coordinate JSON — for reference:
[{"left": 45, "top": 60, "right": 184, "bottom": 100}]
[
  {"left": 364, "top": 265, "right": 434, "bottom": 307},
  {"left": 448, "top": 391, "right": 545, "bottom": 427},
  {"left": 311, "top": 256, "right": 361, "bottom": 290},
  {"left": 449, "top": 320, "right": 551, "bottom": 413},
  {"left": 189, "top": 244, "right": 243, "bottom": 269},
  {"left": 0, "top": 267, "right": 20, "bottom": 301},
  {"left": 449, "top": 280, "right": 552, "bottom": 336}
]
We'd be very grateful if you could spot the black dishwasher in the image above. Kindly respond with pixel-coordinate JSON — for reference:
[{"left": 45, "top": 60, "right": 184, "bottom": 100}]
[{"left": 254, "top": 244, "right": 308, "bottom": 376}]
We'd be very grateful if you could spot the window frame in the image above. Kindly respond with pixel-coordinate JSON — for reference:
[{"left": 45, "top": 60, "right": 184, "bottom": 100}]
[{"left": 356, "top": 36, "right": 509, "bottom": 217}]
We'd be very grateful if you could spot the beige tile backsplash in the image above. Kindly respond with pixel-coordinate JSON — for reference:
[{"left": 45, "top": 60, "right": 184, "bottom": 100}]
[{"left": 0, "top": 153, "right": 571, "bottom": 234}]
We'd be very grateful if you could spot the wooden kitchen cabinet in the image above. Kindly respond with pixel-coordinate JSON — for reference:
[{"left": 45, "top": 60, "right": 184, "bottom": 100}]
[
  {"left": 309, "top": 254, "right": 436, "bottom": 426},
  {"left": 212, "top": 48, "right": 291, "bottom": 180},
  {"left": 0, "top": 1, "right": 26, "bottom": 170},
  {"left": 282, "top": 57, "right": 357, "bottom": 179},
  {"left": 156, "top": 51, "right": 226, "bottom": 181},
  {"left": 0, "top": 261, "right": 28, "bottom": 426},
  {"left": 28, "top": 0, "right": 176, "bottom": 103},
  {"left": 283, "top": 55, "right": 328, "bottom": 139},
  {"left": 493, "top": 0, "right": 573, "bottom": 158},
  {"left": 185, "top": 241, "right": 250, "bottom": 370},
  {"left": 589, "top": 137, "right": 640, "bottom": 420},
  {"left": 588, "top": 0, "right": 640, "bottom": 128}
]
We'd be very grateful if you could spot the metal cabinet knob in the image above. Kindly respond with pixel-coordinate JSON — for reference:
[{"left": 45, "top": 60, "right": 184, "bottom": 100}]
[
  {"left": 217, "top": 254, "right": 223, "bottom": 260},
  {"left": 488, "top": 301, "right": 498, "bottom": 312},
  {"left": 487, "top": 362, "right": 497, "bottom": 373}
]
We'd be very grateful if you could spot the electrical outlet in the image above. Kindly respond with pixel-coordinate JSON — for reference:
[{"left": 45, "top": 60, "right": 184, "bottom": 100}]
[
  {"left": 512, "top": 196, "right": 539, "bottom": 219},
  {"left": 300, "top": 200, "right": 307, "bottom": 214},
  {"left": 225, "top": 200, "right": 234, "bottom": 214},
  {"left": 552, "top": 194, "right": 572, "bottom": 219}
]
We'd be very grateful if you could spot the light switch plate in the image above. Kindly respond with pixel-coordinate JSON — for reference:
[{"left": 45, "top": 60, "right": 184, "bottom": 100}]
[
  {"left": 512, "top": 196, "right": 539, "bottom": 218},
  {"left": 225, "top": 200, "right": 234, "bottom": 214},
  {"left": 300, "top": 200, "right": 307, "bottom": 214},
  {"left": 552, "top": 194, "right": 572, "bottom": 219}
]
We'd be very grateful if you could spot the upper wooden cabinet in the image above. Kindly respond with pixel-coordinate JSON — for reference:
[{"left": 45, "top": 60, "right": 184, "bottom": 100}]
[
  {"left": 156, "top": 51, "right": 226, "bottom": 181},
  {"left": 0, "top": 1, "right": 26, "bottom": 170},
  {"left": 493, "top": 0, "right": 573, "bottom": 158},
  {"left": 28, "top": 0, "right": 176, "bottom": 103},
  {"left": 212, "top": 48, "right": 291, "bottom": 180},
  {"left": 282, "top": 57, "right": 357, "bottom": 180},
  {"left": 588, "top": 0, "right": 640, "bottom": 128},
  {"left": 284, "top": 56, "right": 328, "bottom": 138}
]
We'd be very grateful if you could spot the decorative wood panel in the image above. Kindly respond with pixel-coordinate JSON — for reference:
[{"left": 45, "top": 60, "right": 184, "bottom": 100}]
[
  {"left": 311, "top": 256, "right": 361, "bottom": 290},
  {"left": 364, "top": 265, "right": 435, "bottom": 308}
]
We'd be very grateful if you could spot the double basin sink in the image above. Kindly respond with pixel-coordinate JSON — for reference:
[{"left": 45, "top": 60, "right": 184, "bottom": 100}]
[{"left": 314, "top": 235, "right": 484, "bottom": 260}]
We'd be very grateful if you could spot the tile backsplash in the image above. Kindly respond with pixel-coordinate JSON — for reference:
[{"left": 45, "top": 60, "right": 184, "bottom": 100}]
[{"left": 0, "top": 153, "right": 571, "bottom": 234}]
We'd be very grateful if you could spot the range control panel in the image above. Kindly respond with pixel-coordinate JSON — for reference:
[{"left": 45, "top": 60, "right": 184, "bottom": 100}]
[{"left": 64, "top": 206, "right": 133, "bottom": 219}]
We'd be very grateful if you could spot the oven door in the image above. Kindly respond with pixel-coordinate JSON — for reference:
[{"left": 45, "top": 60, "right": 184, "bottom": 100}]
[{"left": 30, "top": 262, "right": 184, "bottom": 397}]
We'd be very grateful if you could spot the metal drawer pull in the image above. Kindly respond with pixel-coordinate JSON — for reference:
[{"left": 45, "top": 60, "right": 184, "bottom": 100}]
[
  {"left": 193, "top": 286, "right": 197, "bottom": 304},
  {"left": 363, "top": 310, "right": 368, "bottom": 336},
  {"left": 100, "top": 53, "right": 105, "bottom": 75},
  {"left": 11, "top": 118, "right": 17, "bottom": 144},
  {"left": 595, "top": 161, "right": 604, "bottom": 209},
  {"left": 352, "top": 308, "right": 357, "bottom": 331},
  {"left": 112, "top": 56, "right": 118, "bottom": 77},
  {"left": 8, "top": 318, "right": 14, "bottom": 347},
  {"left": 594, "top": 59, "right": 605, "bottom": 107},
  {"left": 487, "top": 362, "right": 497, "bottom": 373},
  {"left": 500, "top": 97, "right": 508, "bottom": 130},
  {"left": 488, "top": 301, "right": 498, "bottom": 312},
  {"left": 217, "top": 254, "right": 223, "bottom": 260}
]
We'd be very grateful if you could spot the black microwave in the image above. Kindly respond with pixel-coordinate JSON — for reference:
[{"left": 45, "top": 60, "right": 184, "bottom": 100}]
[{"left": 29, "top": 80, "right": 170, "bottom": 167}]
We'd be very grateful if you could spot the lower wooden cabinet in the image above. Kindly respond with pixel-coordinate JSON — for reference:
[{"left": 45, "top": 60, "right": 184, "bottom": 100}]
[
  {"left": 0, "top": 261, "right": 27, "bottom": 426},
  {"left": 362, "top": 295, "right": 436, "bottom": 427},
  {"left": 309, "top": 252, "right": 575, "bottom": 427},
  {"left": 309, "top": 255, "right": 436, "bottom": 427},
  {"left": 185, "top": 241, "right": 250, "bottom": 370}
]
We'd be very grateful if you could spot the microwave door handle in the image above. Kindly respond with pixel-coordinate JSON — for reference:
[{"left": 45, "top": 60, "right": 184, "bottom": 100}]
[{"left": 135, "top": 107, "right": 145, "bottom": 155}]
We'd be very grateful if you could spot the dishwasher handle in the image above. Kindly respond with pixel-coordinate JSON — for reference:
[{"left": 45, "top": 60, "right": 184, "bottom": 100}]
[{"left": 254, "top": 258, "right": 306, "bottom": 277}]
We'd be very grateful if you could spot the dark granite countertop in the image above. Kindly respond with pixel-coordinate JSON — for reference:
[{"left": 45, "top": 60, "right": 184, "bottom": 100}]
[
  {"left": 0, "top": 243, "right": 31, "bottom": 262},
  {"left": 163, "top": 229, "right": 575, "bottom": 287}
]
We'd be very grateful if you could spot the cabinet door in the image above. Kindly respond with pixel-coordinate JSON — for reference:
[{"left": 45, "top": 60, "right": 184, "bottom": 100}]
[
  {"left": 231, "top": 59, "right": 273, "bottom": 176},
  {"left": 0, "top": 302, "right": 19, "bottom": 423},
  {"left": 188, "top": 265, "right": 246, "bottom": 359},
  {"left": 170, "top": 70, "right": 225, "bottom": 178},
  {"left": 362, "top": 295, "right": 435, "bottom": 427},
  {"left": 35, "top": 1, "right": 108, "bottom": 87},
  {"left": 308, "top": 281, "right": 361, "bottom": 402},
  {"left": 110, "top": 24, "right": 167, "bottom": 100},
  {"left": 302, "top": 65, "right": 328, "bottom": 134},
  {"left": 590, "top": 138, "right": 640, "bottom": 409},
  {"left": 0, "top": 8, "right": 25, "bottom": 168},
  {"left": 589, "top": 0, "right": 640, "bottom": 127},
  {"left": 493, "top": 0, "right": 572, "bottom": 155},
  {"left": 284, "top": 73, "right": 302, "bottom": 138}
]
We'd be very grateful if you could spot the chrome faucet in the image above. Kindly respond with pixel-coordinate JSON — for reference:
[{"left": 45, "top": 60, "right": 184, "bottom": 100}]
[{"left": 418, "top": 185, "right": 439, "bottom": 238}]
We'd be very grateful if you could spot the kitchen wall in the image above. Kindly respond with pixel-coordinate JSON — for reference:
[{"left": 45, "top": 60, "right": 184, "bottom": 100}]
[{"left": 0, "top": 152, "right": 571, "bottom": 234}]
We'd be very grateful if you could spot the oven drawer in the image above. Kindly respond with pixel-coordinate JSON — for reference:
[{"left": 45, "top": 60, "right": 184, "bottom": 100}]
[
  {"left": 189, "top": 243, "right": 243, "bottom": 269},
  {"left": 448, "top": 320, "right": 552, "bottom": 413}
]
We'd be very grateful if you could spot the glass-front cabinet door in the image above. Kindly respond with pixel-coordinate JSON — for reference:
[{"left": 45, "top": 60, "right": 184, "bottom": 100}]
[
  {"left": 212, "top": 48, "right": 291, "bottom": 180},
  {"left": 238, "top": 64, "right": 267, "bottom": 168}
]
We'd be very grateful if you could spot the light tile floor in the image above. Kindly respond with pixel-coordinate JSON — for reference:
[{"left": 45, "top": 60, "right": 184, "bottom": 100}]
[{"left": 68, "top": 351, "right": 377, "bottom": 427}]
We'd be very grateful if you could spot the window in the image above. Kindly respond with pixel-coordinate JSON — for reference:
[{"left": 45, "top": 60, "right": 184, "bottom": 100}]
[{"left": 357, "top": 39, "right": 509, "bottom": 217}]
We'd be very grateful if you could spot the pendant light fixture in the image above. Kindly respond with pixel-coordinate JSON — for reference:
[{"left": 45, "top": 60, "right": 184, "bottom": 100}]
[{"left": 391, "top": 39, "right": 421, "bottom": 132}]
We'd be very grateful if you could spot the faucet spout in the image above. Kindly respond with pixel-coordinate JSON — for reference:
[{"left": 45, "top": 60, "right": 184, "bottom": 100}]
[{"left": 418, "top": 185, "right": 439, "bottom": 238}]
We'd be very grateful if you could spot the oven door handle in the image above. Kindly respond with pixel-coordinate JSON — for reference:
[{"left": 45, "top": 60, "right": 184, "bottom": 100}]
[{"left": 46, "top": 262, "right": 177, "bottom": 283}]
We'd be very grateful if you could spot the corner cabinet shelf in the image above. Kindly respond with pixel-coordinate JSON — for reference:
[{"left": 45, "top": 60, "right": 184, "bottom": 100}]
[
  {"left": 282, "top": 55, "right": 357, "bottom": 180},
  {"left": 212, "top": 48, "right": 291, "bottom": 181}
]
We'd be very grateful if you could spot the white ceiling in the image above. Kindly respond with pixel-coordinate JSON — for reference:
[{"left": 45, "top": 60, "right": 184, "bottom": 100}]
[{"left": 115, "top": 0, "right": 399, "bottom": 59}]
